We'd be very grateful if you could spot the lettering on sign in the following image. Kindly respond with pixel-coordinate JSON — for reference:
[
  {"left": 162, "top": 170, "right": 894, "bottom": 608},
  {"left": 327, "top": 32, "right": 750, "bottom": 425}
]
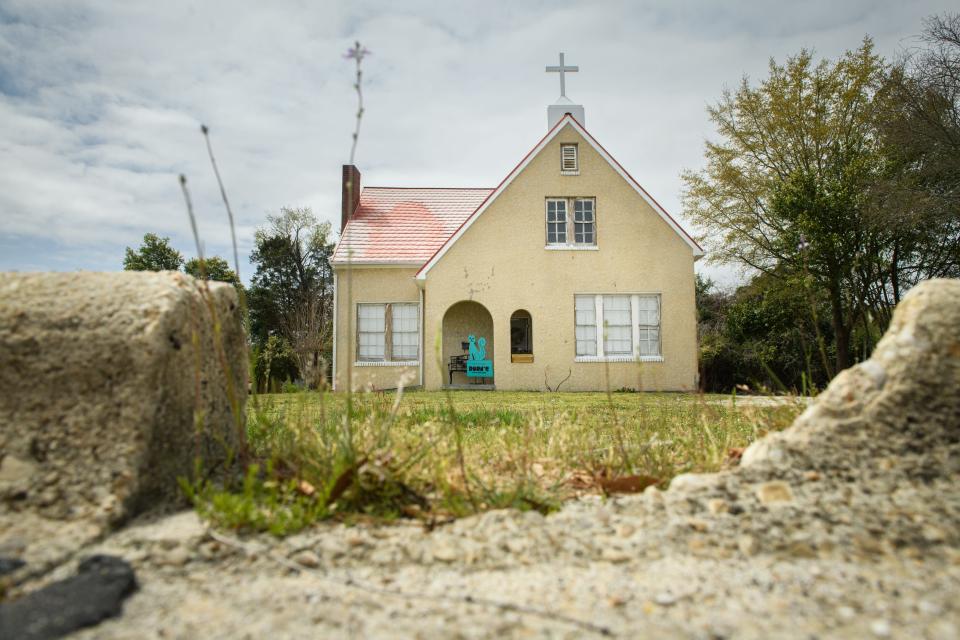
[{"left": 466, "top": 334, "right": 493, "bottom": 378}]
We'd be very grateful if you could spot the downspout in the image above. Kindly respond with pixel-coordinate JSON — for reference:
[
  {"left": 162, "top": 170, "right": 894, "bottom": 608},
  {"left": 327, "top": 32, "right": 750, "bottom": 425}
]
[
  {"left": 418, "top": 285, "right": 425, "bottom": 388},
  {"left": 331, "top": 271, "right": 338, "bottom": 391}
]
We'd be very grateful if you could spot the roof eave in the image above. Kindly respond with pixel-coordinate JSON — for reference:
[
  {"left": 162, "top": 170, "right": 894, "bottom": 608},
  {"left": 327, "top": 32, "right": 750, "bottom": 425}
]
[{"left": 331, "top": 260, "right": 424, "bottom": 269}]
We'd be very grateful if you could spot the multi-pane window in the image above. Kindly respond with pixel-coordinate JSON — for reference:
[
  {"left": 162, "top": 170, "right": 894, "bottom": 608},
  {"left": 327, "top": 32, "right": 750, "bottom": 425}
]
[
  {"left": 636, "top": 296, "right": 660, "bottom": 356},
  {"left": 391, "top": 303, "right": 419, "bottom": 360},
  {"left": 574, "top": 295, "right": 597, "bottom": 356},
  {"left": 546, "top": 199, "right": 567, "bottom": 244},
  {"left": 357, "top": 302, "right": 419, "bottom": 362},
  {"left": 574, "top": 199, "right": 595, "bottom": 244},
  {"left": 546, "top": 197, "right": 595, "bottom": 245},
  {"left": 357, "top": 304, "right": 386, "bottom": 360},
  {"left": 573, "top": 294, "right": 662, "bottom": 359},
  {"left": 603, "top": 295, "right": 632, "bottom": 355}
]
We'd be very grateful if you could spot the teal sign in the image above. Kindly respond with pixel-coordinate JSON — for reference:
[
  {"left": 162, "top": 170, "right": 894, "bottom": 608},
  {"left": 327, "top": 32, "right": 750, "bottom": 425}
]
[{"left": 466, "top": 335, "right": 493, "bottom": 378}]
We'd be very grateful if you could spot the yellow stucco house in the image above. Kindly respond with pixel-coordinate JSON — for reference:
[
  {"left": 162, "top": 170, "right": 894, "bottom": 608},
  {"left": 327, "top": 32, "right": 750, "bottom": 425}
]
[{"left": 331, "top": 62, "right": 703, "bottom": 392}]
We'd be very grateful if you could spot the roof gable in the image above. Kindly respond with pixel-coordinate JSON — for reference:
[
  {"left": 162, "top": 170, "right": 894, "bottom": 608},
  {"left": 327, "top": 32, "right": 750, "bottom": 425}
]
[{"left": 415, "top": 114, "right": 703, "bottom": 279}]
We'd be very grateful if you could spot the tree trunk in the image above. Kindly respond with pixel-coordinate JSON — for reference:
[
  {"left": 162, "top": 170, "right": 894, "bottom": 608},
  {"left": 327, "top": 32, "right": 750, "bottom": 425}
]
[
  {"left": 828, "top": 279, "right": 852, "bottom": 372},
  {"left": 890, "top": 241, "right": 901, "bottom": 304}
]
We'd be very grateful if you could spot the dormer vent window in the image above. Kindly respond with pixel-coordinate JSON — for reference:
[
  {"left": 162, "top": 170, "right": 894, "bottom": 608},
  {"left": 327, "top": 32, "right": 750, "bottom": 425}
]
[{"left": 561, "top": 144, "right": 579, "bottom": 175}]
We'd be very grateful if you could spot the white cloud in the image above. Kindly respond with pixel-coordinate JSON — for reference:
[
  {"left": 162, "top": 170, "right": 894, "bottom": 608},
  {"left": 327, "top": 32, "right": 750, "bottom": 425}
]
[{"left": 0, "top": 0, "right": 955, "bottom": 286}]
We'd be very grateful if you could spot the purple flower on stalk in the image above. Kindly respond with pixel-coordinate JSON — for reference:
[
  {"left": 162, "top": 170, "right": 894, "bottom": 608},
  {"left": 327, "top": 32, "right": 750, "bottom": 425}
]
[{"left": 344, "top": 42, "right": 370, "bottom": 62}]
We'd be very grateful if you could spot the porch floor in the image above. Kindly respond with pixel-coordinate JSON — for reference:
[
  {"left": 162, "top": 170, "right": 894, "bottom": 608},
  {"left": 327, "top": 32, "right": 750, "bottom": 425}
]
[{"left": 443, "top": 384, "right": 496, "bottom": 391}]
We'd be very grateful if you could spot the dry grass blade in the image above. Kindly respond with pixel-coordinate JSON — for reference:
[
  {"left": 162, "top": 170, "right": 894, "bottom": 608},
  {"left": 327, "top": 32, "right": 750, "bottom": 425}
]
[
  {"left": 178, "top": 174, "right": 205, "bottom": 270},
  {"left": 595, "top": 474, "right": 660, "bottom": 495},
  {"left": 177, "top": 173, "right": 247, "bottom": 463},
  {"left": 201, "top": 124, "right": 241, "bottom": 280},
  {"left": 325, "top": 457, "right": 367, "bottom": 507}
]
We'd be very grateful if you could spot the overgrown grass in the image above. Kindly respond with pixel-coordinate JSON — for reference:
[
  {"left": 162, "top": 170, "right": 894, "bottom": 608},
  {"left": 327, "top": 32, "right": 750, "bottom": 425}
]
[{"left": 186, "top": 390, "right": 804, "bottom": 535}]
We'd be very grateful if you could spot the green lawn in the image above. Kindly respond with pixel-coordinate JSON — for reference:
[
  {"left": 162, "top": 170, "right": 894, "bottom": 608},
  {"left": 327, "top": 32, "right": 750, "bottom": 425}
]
[{"left": 189, "top": 389, "right": 805, "bottom": 534}]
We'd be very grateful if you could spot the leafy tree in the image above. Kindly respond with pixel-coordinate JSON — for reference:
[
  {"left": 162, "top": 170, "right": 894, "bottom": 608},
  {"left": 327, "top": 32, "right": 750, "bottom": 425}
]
[
  {"left": 184, "top": 256, "right": 240, "bottom": 284},
  {"left": 683, "top": 40, "right": 892, "bottom": 372},
  {"left": 694, "top": 273, "right": 715, "bottom": 322},
  {"left": 885, "top": 14, "right": 960, "bottom": 211},
  {"left": 697, "top": 273, "right": 833, "bottom": 393},
  {"left": 689, "top": 24, "right": 960, "bottom": 385},
  {"left": 872, "top": 13, "right": 960, "bottom": 305},
  {"left": 247, "top": 207, "right": 334, "bottom": 388},
  {"left": 250, "top": 335, "right": 298, "bottom": 393},
  {"left": 123, "top": 233, "right": 184, "bottom": 272}
]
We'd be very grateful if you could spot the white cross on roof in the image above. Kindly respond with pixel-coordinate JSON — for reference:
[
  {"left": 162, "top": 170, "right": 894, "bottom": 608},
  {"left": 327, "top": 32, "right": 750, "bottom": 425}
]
[{"left": 545, "top": 52, "right": 578, "bottom": 98}]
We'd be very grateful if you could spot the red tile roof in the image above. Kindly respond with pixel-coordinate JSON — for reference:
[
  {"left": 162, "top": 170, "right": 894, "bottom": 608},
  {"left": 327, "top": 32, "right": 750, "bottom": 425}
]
[{"left": 332, "top": 187, "right": 494, "bottom": 264}]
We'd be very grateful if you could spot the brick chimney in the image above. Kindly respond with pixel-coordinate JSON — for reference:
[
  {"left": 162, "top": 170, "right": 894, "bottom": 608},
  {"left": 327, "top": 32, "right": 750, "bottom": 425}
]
[{"left": 341, "top": 165, "right": 361, "bottom": 232}]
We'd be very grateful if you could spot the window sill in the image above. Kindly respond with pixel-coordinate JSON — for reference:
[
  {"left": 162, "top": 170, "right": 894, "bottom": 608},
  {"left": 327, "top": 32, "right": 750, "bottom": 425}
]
[
  {"left": 544, "top": 245, "right": 598, "bottom": 251},
  {"left": 574, "top": 355, "right": 664, "bottom": 363},
  {"left": 560, "top": 170, "right": 580, "bottom": 176},
  {"left": 511, "top": 354, "right": 534, "bottom": 363},
  {"left": 354, "top": 360, "right": 419, "bottom": 367}
]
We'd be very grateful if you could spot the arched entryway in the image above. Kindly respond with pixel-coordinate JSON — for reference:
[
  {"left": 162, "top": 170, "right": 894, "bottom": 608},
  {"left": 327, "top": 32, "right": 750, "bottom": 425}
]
[{"left": 442, "top": 300, "right": 494, "bottom": 387}]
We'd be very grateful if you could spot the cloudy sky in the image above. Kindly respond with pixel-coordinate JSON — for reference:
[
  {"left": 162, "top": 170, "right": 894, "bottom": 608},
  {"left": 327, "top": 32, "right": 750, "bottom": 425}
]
[{"left": 0, "top": 0, "right": 954, "bottom": 286}]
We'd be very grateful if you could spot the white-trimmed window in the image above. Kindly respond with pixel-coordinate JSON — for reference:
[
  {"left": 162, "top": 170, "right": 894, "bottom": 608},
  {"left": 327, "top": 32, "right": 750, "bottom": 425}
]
[
  {"left": 573, "top": 294, "right": 662, "bottom": 360},
  {"left": 357, "top": 302, "right": 419, "bottom": 362},
  {"left": 391, "top": 303, "right": 419, "bottom": 360},
  {"left": 561, "top": 144, "right": 578, "bottom": 174},
  {"left": 358, "top": 304, "right": 386, "bottom": 360},
  {"left": 636, "top": 296, "right": 661, "bottom": 356},
  {"left": 574, "top": 199, "right": 595, "bottom": 244},
  {"left": 603, "top": 295, "right": 632, "bottom": 355},
  {"left": 546, "top": 199, "right": 567, "bottom": 244},
  {"left": 546, "top": 197, "right": 596, "bottom": 246},
  {"left": 575, "top": 295, "right": 597, "bottom": 356}
]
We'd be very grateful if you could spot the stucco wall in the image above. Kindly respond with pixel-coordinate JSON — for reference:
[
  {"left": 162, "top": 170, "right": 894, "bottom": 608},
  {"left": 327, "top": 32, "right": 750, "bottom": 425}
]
[
  {"left": 421, "top": 123, "right": 698, "bottom": 391},
  {"left": 332, "top": 266, "right": 421, "bottom": 391}
]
